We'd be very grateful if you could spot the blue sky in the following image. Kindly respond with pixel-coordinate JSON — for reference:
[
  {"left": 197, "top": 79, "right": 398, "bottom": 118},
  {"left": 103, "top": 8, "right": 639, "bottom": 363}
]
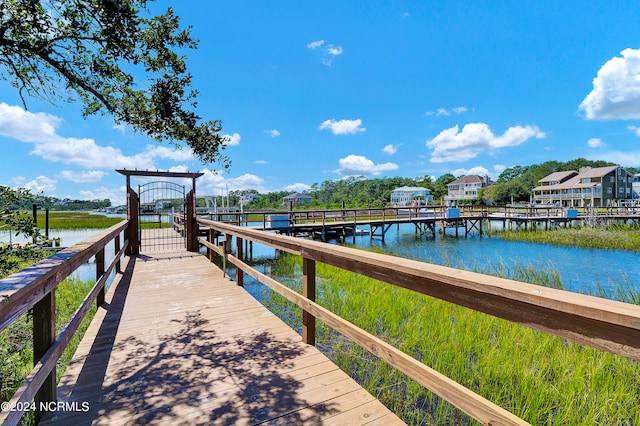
[{"left": 3, "top": 1, "right": 640, "bottom": 205}]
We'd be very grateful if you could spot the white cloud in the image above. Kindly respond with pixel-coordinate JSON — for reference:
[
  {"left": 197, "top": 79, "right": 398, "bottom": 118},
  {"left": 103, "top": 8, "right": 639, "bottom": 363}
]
[
  {"left": 579, "top": 48, "right": 640, "bottom": 120},
  {"left": 222, "top": 133, "right": 241, "bottom": 146},
  {"left": 283, "top": 183, "right": 311, "bottom": 192},
  {"left": 319, "top": 119, "right": 365, "bottom": 135},
  {"left": 0, "top": 103, "right": 61, "bottom": 142},
  {"left": 79, "top": 185, "right": 127, "bottom": 205},
  {"left": 426, "top": 106, "right": 468, "bottom": 117},
  {"left": 493, "top": 164, "right": 507, "bottom": 176},
  {"left": 308, "top": 39, "right": 343, "bottom": 66},
  {"left": 307, "top": 40, "right": 325, "bottom": 49},
  {"left": 57, "top": 170, "right": 106, "bottom": 183},
  {"left": 254, "top": 160, "right": 267, "bottom": 165},
  {"left": 145, "top": 145, "right": 194, "bottom": 161},
  {"left": 167, "top": 165, "right": 190, "bottom": 173},
  {"left": 264, "top": 129, "right": 280, "bottom": 137},
  {"left": 24, "top": 176, "right": 56, "bottom": 194},
  {"left": 587, "top": 138, "right": 605, "bottom": 148},
  {"left": 198, "top": 169, "right": 266, "bottom": 194},
  {"left": 382, "top": 144, "right": 399, "bottom": 155},
  {"left": 327, "top": 46, "right": 343, "bottom": 56},
  {"left": 426, "top": 123, "right": 546, "bottom": 163},
  {"left": 628, "top": 125, "right": 640, "bottom": 137},
  {"left": 334, "top": 155, "right": 398, "bottom": 177},
  {"left": 0, "top": 103, "right": 195, "bottom": 169},
  {"left": 113, "top": 123, "right": 126, "bottom": 134},
  {"left": 451, "top": 166, "right": 489, "bottom": 177},
  {"left": 321, "top": 44, "right": 343, "bottom": 66}
]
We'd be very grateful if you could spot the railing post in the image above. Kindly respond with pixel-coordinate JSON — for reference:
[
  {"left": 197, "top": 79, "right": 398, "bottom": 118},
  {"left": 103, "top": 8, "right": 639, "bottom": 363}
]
[
  {"left": 115, "top": 234, "right": 121, "bottom": 273},
  {"left": 96, "top": 248, "right": 105, "bottom": 306},
  {"left": 209, "top": 229, "right": 215, "bottom": 262},
  {"left": 221, "top": 236, "right": 231, "bottom": 277},
  {"left": 302, "top": 257, "right": 316, "bottom": 345},
  {"left": 236, "top": 236, "right": 244, "bottom": 287},
  {"left": 33, "top": 291, "right": 56, "bottom": 422}
]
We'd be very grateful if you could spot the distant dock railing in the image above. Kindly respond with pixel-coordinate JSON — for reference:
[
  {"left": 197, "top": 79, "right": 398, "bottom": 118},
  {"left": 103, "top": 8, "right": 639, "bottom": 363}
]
[
  {"left": 197, "top": 217, "right": 640, "bottom": 425},
  {"left": 0, "top": 221, "right": 128, "bottom": 425},
  {"left": 200, "top": 205, "right": 640, "bottom": 229}
]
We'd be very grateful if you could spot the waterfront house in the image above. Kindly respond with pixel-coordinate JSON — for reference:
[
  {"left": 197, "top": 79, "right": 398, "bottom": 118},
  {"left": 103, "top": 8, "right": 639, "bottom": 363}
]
[
  {"left": 445, "top": 175, "right": 494, "bottom": 206},
  {"left": 390, "top": 186, "right": 434, "bottom": 206},
  {"left": 633, "top": 174, "right": 640, "bottom": 200},
  {"left": 240, "top": 193, "right": 260, "bottom": 204},
  {"left": 282, "top": 192, "right": 312, "bottom": 207},
  {"left": 532, "top": 165, "right": 633, "bottom": 207}
]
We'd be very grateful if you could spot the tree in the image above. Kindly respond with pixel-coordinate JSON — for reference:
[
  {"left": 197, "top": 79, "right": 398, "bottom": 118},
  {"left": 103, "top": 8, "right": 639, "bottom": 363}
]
[
  {"left": 0, "top": 0, "right": 228, "bottom": 166},
  {"left": 497, "top": 165, "right": 529, "bottom": 183},
  {"left": 432, "top": 173, "right": 456, "bottom": 202},
  {"left": 0, "top": 186, "right": 46, "bottom": 277},
  {"left": 485, "top": 180, "right": 531, "bottom": 204}
]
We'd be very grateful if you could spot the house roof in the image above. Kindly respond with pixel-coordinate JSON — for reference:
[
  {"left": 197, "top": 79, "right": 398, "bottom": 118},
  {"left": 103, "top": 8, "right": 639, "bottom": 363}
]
[
  {"left": 448, "top": 175, "right": 494, "bottom": 185},
  {"left": 391, "top": 186, "right": 431, "bottom": 192},
  {"left": 576, "top": 165, "right": 619, "bottom": 178},
  {"left": 282, "top": 192, "right": 312, "bottom": 200},
  {"left": 538, "top": 170, "right": 577, "bottom": 183}
]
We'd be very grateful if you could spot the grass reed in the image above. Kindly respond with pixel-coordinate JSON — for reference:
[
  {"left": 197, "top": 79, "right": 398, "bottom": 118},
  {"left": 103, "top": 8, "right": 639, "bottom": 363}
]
[
  {"left": 258, "top": 252, "right": 640, "bottom": 425},
  {"left": 489, "top": 223, "right": 640, "bottom": 251},
  {"left": 35, "top": 211, "right": 123, "bottom": 230}
]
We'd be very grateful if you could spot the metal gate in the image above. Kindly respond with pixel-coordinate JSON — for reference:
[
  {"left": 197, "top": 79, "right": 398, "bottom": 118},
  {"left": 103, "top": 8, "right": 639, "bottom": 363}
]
[{"left": 138, "top": 181, "right": 186, "bottom": 253}]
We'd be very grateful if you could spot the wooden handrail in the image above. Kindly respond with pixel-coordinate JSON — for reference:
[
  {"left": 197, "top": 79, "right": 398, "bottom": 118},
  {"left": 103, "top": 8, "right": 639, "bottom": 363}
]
[
  {"left": 0, "top": 220, "right": 129, "bottom": 425},
  {"left": 197, "top": 217, "right": 640, "bottom": 425}
]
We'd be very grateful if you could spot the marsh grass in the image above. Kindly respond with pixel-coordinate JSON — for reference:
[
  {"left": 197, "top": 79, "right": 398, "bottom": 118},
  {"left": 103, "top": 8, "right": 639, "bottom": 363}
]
[
  {"left": 259, "top": 252, "right": 640, "bottom": 425},
  {"left": 35, "top": 211, "right": 122, "bottom": 230},
  {"left": 0, "top": 277, "right": 97, "bottom": 424},
  {"left": 490, "top": 223, "right": 640, "bottom": 252}
]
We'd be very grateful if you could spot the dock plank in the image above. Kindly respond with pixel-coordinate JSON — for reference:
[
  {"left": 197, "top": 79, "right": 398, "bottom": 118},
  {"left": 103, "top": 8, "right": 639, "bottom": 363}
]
[{"left": 40, "top": 251, "right": 404, "bottom": 425}]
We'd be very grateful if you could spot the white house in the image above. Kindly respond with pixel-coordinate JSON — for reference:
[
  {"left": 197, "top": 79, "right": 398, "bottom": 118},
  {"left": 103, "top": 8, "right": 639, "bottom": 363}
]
[
  {"left": 282, "top": 192, "right": 312, "bottom": 206},
  {"left": 445, "top": 175, "right": 493, "bottom": 206},
  {"left": 390, "top": 186, "right": 433, "bottom": 206}
]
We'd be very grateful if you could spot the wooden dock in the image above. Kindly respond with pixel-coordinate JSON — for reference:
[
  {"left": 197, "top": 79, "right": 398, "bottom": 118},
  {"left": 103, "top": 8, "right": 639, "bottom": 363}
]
[{"left": 40, "top": 251, "right": 403, "bottom": 425}]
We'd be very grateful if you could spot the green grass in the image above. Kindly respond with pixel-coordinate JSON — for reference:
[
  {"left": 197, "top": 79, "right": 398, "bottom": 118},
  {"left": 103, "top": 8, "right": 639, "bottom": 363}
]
[
  {"left": 257, "top": 253, "right": 640, "bottom": 425},
  {"left": 35, "top": 211, "right": 123, "bottom": 230},
  {"left": 489, "top": 223, "right": 640, "bottom": 252}
]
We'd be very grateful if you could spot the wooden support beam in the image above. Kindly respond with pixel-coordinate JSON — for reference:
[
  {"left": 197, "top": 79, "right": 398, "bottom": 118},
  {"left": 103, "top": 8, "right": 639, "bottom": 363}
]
[
  {"left": 236, "top": 237, "right": 244, "bottom": 286},
  {"left": 33, "top": 290, "right": 56, "bottom": 422},
  {"left": 302, "top": 258, "right": 316, "bottom": 345},
  {"left": 96, "top": 248, "right": 105, "bottom": 306},
  {"left": 115, "top": 235, "right": 121, "bottom": 273}
]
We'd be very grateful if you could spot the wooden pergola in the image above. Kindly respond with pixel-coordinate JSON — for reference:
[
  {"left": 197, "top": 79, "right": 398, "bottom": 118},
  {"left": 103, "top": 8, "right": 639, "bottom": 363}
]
[{"left": 116, "top": 169, "right": 204, "bottom": 254}]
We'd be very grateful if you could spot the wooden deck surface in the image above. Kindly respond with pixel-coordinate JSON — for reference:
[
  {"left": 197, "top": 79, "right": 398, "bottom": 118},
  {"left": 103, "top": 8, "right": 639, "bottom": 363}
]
[{"left": 40, "top": 251, "right": 404, "bottom": 425}]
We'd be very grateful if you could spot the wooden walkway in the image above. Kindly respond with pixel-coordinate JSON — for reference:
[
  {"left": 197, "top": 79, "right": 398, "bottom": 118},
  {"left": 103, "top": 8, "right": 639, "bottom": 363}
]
[{"left": 40, "top": 251, "right": 404, "bottom": 425}]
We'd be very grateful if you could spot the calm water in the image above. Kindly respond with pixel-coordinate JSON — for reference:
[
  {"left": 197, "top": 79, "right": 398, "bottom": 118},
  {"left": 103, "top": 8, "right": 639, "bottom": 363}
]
[{"left": 357, "top": 224, "right": 639, "bottom": 294}]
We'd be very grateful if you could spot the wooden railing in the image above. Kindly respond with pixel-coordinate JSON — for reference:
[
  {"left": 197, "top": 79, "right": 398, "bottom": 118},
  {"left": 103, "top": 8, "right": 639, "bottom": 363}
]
[
  {"left": 0, "top": 221, "right": 128, "bottom": 425},
  {"left": 197, "top": 217, "right": 640, "bottom": 426},
  {"left": 200, "top": 206, "right": 485, "bottom": 229}
]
